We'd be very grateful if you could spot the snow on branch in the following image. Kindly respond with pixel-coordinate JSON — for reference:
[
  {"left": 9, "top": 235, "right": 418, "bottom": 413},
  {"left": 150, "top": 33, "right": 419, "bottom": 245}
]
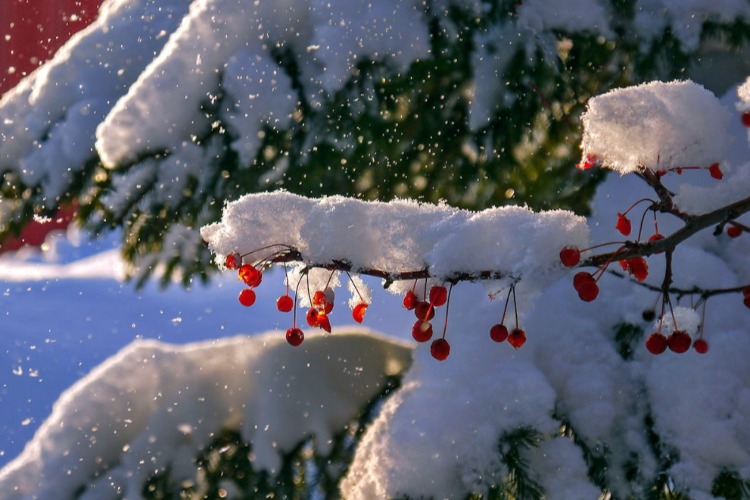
[
  {"left": 200, "top": 191, "right": 590, "bottom": 290},
  {"left": 580, "top": 80, "right": 731, "bottom": 174}
]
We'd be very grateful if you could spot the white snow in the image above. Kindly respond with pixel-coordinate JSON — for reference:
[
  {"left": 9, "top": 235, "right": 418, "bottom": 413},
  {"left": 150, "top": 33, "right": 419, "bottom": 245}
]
[
  {"left": 0, "top": 330, "right": 411, "bottom": 498},
  {"left": 581, "top": 80, "right": 731, "bottom": 174},
  {"left": 201, "top": 191, "right": 590, "bottom": 290}
]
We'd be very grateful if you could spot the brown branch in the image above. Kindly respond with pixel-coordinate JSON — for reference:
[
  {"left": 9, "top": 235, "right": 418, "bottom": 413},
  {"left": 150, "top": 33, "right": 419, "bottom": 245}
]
[
  {"left": 266, "top": 251, "right": 514, "bottom": 288},
  {"left": 582, "top": 194, "right": 750, "bottom": 268}
]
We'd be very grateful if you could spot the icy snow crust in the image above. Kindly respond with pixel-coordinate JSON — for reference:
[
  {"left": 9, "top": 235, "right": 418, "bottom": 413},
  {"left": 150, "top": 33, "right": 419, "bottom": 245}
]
[
  {"left": 581, "top": 80, "right": 731, "bottom": 174},
  {"left": 0, "top": 330, "right": 411, "bottom": 498}
]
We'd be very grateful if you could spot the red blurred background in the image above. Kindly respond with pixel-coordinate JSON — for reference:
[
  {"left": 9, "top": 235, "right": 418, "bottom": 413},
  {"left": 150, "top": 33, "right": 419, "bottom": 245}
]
[{"left": 1, "top": 0, "right": 102, "bottom": 253}]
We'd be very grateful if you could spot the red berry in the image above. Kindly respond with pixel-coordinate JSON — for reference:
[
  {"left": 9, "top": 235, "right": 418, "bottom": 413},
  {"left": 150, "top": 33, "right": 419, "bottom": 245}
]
[
  {"left": 577, "top": 280, "right": 599, "bottom": 302},
  {"left": 286, "top": 327, "right": 304, "bottom": 347},
  {"left": 708, "top": 163, "right": 723, "bottom": 180},
  {"left": 616, "top": 213, "right": 631, "bottom": 237},
  {"left": 648, "top": 233, "right": 665, "bottom": 254},
  {"left": 727, "top": 225, "right": 742, "bottom": 238},
  {"left": 648, "top": 233, "right": 664, "bottom": 243},
  {"left": 693, "top": 338, "right": 709, "bottom": 354},
  {"left": 313, "top": 289, "right": 335, "bottom": 313},
  {"left": 573, "top": 271, "right": 595, "bottom": 291},
  {"left": 318, "top": 314, "right": 332, "bottom": 333},
  {"left": 352, "top": 303, "right": 368, "bottom": 323},
  {"left": 507, "top": 328, "right": 527, "bottom": 349},
  {"left": 415, "top": 301, "right": 435, "bottom": 321},
  {"left": 430, "top": 338, "right": 451, "bottom": 360},
  {"left": 624, "top": 257, "right": 649, "bottom": 282},
  {"left": 667, "top": 330, "right": 691, "bottom": 354},
  {"left": 238, "top": 288, "right": 256, "bottom": 307},
  {"left": 403, "top": 290, "right": 418, "bottom": 310},
  {"left": 741, "top": 111, "right": 750, "bottom": 128},
  {"left": 559, "top": 246, "right": 581, "bottom": 267},
  {"left": 306, "top": 308, "right": 320, "bottom": 327},
  {"left": 276, "top": 295, "right": 294, "bottom": 313},
  {"left": 239, "top": 264, "right": 262, "bottom": 287},
  {"left": 577, "top": 154, "right": 597, "bottom": 170},
  {"left": 429, "top": 285, "right": 448, "bottom": 307},
  {"left": 312, "top": 290, "right": 328, "bottom": 308},
  {"left": 645, "top": 332, "right": 667, "bottom": 354},
  {"left": 743, "top": 287, "right": 750, "bottom": 298},
  {"left": 412, "top": 320, "right": 433, "bottom": 343},
  {"left": 490, "top": 324, "right": 509, "bottom": 343},
  {"left": 225, "top": 253, "right": 240, "bottom": 270}
]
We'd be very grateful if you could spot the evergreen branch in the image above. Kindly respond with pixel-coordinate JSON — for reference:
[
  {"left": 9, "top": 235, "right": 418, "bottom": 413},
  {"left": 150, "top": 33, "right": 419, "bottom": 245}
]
[{"left": 497, "top": 427, "right": 545, "bottom": 500}]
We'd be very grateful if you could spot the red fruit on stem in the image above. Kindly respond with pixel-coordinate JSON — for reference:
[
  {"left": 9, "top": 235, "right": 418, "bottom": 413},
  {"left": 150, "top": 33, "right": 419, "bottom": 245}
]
[
  {"left": 625, "top": 257, "right": 649, "bottom": 282},
  {"left": 239, "top": 264, "right": 263, "bottom": 287},
  {"left": 430, "top": 338, "right": 451, "bottom": 361},
  {"left": 741, "top": 111, "right": 750, "bottom": 128},
  {"left": 490, "top": 324, "right": 509, "bottom": 343},
  {"left": 693, "top": 338, "right": 709, "bottom": 354},
  {"left": 312, "top": 290, "right": 328, "bottom": 308},
  {"left": 225, "top": 253, "right": 240, "bottom": 270},
  {"left": 667, "top": 330, "right": 692, "bottom": 354},
  {"left": 352, "top": 303, "right": 368, "bottom": 323},
  {"left": 573, "top": 271, "right": 595, "bottom": 291},
  {"left": 429, "top": 285, "right": 448, "bottom": 307},
  {"left": 648, "top": 233, "right": 665, "bottom": 243},
  {"left": 577, "top": 281, "right": 599, "bottom": 302},
  {"left": 276, "top": 295, "right": 294, "bottom": 313},
  {"left": 507, "top": 328, "right": 527, "bottom": 349},
  {"left": 577, "top": 155, "right": 597, "bottom": 170},
  {"left": 727, "top": 225, "right": 742, "bottom": 238},
  {"left": 403, "top": 290, "right": 418, "bottom": 310},
  {"left": 648, "top": 233, "right": 665, "bottom": 254},
  {"left": 412, "top": 320, "right": 433, "bottom": 343},
  {"left": 306, "top": 308, "right": 320, "bottom": 327},
  {"left": 616, "top": 212, "right": 632, "bottom": 237},
  {"left": 708, "top": 163, "right": 723, "bottom": 180},
  {"left": 238, "top": 288, "right": 257, "bottom": 307},
  {"left": 645, "top": 332, "right": 668, "bottom": 354},
  {"left": 415, "top": 301, "right": 435, "bottom": 321},
  {"left": 286, "top": 328, "right": 304, "bottom": 347},
  {"left": 318, "top": 314, "right": 332, "bottom": 333},
  {"left": 559, "top": 246, "right": 581, "bottom": 267}
]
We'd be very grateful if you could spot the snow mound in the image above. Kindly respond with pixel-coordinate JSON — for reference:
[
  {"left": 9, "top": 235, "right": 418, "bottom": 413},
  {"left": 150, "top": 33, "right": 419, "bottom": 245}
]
[
  {"left": 0, "top": 330, "right": 411, "bottom": 499},
  {"left": 581, "top": 80, "right": 731, "bottom": 174}
]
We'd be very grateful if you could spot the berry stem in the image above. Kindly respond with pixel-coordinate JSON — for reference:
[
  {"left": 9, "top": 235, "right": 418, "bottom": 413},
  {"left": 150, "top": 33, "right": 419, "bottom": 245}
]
[
  {"left": 345, "top": 270, "right": 365, "bottom": 302},
  {"left": 440, "top": 283, "right": 454, "bottom": 339},
  {"left": 621, "top": 198, "right": 657, "bottom": 217},
  {"left": 500, "top": 285, "right": 513, "bottom": 325},
  {"left": 512, "top": 284, "right": 519, "bottom": 328}
]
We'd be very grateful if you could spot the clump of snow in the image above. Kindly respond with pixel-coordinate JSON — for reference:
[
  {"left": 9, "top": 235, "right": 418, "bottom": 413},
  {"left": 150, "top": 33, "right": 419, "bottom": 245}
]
[
  {"left": 0, "top": 330, "right": 411, "bottom": 498},
  {"left": 201, "top": 192, "right": 589, "bottom": 290},
  {"left": 581, "top": 80, "right": 731, "bottom": 174},
  {"left": 655, "top": 306, "right": 702, "bottom": 336},
  {"left": 738, "top": 76, "right": 750, "bottom": 111}
]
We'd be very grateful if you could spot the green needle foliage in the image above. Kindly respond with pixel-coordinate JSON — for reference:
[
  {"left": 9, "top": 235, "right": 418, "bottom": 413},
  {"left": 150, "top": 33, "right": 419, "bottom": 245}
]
[{"left": 2, "top": 0, "right": 749, "bottom": 285}]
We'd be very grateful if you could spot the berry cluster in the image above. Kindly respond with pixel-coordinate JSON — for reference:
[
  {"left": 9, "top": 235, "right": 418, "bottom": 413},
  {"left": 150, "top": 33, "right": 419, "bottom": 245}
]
[
  {"left": 488, "top": 283, "right": 526, "bottom": 349},
  {"left": 565, "top": 137, "right": 750, "bottom": 356},
  {"left": 224, "top": 248, "right": 371, "bottom": 349},
  {"left": 221, "top": 246, "right": 533, "bottom": 361}
]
